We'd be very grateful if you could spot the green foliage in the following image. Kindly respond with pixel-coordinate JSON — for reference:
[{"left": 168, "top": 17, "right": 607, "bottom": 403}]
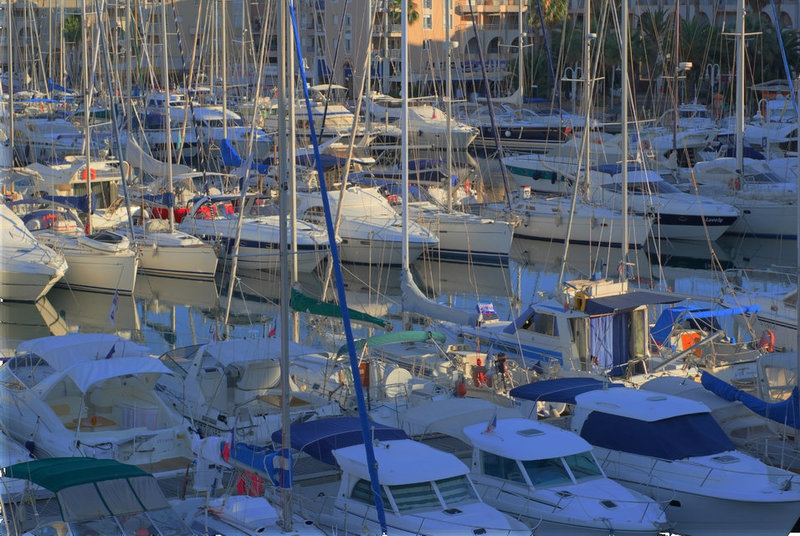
[
  {"left": 63, "top": 14, "right": 82, "bottom": 44},
  {"left": 389, "top": 0, "right": 420, "bottom": 25}
]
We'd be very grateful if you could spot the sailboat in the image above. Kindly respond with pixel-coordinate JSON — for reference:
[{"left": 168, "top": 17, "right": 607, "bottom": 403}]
[{"left": 114, "top": 2, "right": 220, "bottom": 281}]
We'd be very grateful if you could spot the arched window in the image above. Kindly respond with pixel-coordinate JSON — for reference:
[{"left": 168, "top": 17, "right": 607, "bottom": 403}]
[
  {"left": 487, "top": 36, "right": 501, "bottom": 55},
  {"left": 466, "top": 36, "right": 479, "bottom": 56}
]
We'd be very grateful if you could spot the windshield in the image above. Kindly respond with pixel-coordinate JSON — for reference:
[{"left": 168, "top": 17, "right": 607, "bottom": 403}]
[
  {"left": 388, "top": 481, "right": 440, "bottom": 513},
  {"left": 385, "top": 475, "right": 477, "bottom": 513},
  {"left": 521, "top": 457, "right": 573, "bottom": 487},
  {"left": 563, "top": 452, "right": 603, "bottom": 481}
]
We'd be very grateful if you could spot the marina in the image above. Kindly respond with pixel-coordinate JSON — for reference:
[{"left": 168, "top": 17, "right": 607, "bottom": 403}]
[{"left": 4, "top": 0, "right": 800, "bottom": 531}]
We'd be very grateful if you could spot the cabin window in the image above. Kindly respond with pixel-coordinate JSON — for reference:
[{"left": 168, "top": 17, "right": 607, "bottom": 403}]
[
  {"left": 522, "top": 312, "right": 558, "bottom": 336},
  {"left": 388, "top": 481, "right": 439, "bottom": 513},
  {"left": 434, "top": 475, "right": 478, "bottom": 506},
  {"left": 521, "top": 457, "right": 572, "bottom": 487},
  {"left": 563, "top": 452, "right": 603, "bottom": 482},
  {"left": 350, "top": 479, "right": 391, "bottom": 509},
  {"left": 480, "top": 451, "right": 525, "bottom": 483}
]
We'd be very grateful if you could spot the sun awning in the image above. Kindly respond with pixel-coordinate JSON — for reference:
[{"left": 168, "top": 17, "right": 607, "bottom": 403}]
[
  {"left": 584, "top": 291, "right": 684, "bottom": 315},
  {"left": 3, "top": 458, "right": 149, "bottom": 492}
]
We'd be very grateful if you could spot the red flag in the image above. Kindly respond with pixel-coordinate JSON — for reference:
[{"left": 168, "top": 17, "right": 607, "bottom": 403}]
[{"left": 268, "top": 322, "right": 276, "bottom": 338}]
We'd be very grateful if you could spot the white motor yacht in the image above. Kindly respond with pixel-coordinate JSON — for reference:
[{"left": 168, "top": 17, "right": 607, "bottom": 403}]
[
  {"left": 19, "top": 204, "right": 139, "bottom": 294},
  {"left": 2, "top": 457, "right": 201, "bottom": 535},
  {"left": 0, "top": 334, "right": 193, "bottom": 475},
  {"left": 462, "top": 417, "right": 669, "bottom": 536},
  {"left": 177, "top": 194, "right": 332, "bottom": 273},
  {"left": 275, "top": 417, "right": 533, "bottom": 536},
  {"left": 503, "top": 158, "right": 740, "bottom": 241},
  {"left": 681, "top": 157, "right": 796, "bottom": 239},
  {"left": 0, "top": 203, "right": 68, "bottom": 301},
  {"left": 296, "top": 185, "right": 439, "bottom": 266},
  {"left": 511, "top": 379, "right": 800, "bottom": 536}
]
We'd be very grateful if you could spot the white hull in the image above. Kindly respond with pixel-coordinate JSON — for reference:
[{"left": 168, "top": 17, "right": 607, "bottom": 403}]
[
  {"left": 137, "top": 242, "right": 219, "bottom": 278},
  {"left": 59, "top": 248, "right": 139, "bottom": 294},
  {"left": 129, "top": 228, "right": 219, "bottom": 279},
  {"left": 599, "top": 450, "right": 800, "bottom": 536},
  {"left": 618, "top": 478, "right": 800, "bottom": 536},
  {"left": 337, "top": 238, "right": 425, "bottom": 265},
  {"left": 0, "top": 206, "right": 69, "bottom": 302},
  {"left": 413, "top": 209, "right": 514, "bottom": 265},
  {"left": 222, "top": 245, "right": 326, "bottom": 273},
  {"left": 0, "top": 266, "right": 63, "bottom": 302},
  {"left": 723, "top": 200, "right": 797, "bottom": 238},
  {"left": 509, "top": 199, "right": 651, "bottom": 248}
]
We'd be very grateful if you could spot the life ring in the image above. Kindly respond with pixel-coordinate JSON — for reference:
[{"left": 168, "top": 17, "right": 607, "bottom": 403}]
[
  {"left": 758, "top": 329, "right": 775, "bottom": 352},
  {"left": 729, "top": 177, "right": 741, "bottom": 191}
]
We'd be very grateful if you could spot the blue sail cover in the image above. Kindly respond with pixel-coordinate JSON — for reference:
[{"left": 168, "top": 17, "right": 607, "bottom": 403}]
[
  {"left": 229, "top": 443, "right": 292, "bottom": 488},
  {"left": 132, "top": 192, "right": 175, "bottom": 208},
  {"left": 701, "top": 371, "right": 800, "bottom": 429},
  {"left": 219, "top": 139, "right": 244, "bottom": 168},
  {"left": 41, "top": 194, "right": 97, "bottom": 214},
  {"left": 509, "top": 377, "right": 623, "bottom": 404},
  {"left": 580, "top": 411, "right": 735, "bottom": 460},
  {"left": 271, "top": 417, "right": 408, "bottom": 466}
]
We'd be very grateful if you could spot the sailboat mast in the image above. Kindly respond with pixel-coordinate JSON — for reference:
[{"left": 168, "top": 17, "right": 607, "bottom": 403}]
[
  {"left": 620, "top": 0, "right": 629, "bottom": 277},
  {"left": 672, "top": 0, "right": 679, "bottom": 154},
  {"left": 222, "top": 0, "right": 228, "bottom": 140},
  {"left": 7, "top": 0, "right": 13, "bottom": 161},
  {"left": 278, "top": 0, "right": 294, "bottom": 526},
  {"left": 517, "top": 0, "right": 523, "bottom": 104},
  {"left": 735, "top": 0, "right": 745, "bottom": 171},
  {"left": 83, "top": 0, "right": 92, "bottom": 234},
  {"left": 445, "top": 0, "right": 453, "bottom": 212},
  {"left": 401, "top": 0, "right": 409, "bottom": 272},
  {"left": 162, "top": 0, "right": 174, "bottom": 232}
]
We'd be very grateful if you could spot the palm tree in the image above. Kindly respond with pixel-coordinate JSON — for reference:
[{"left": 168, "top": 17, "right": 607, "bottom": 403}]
[
  {"left": 389, "top": 0, "right": 419, "bottom": 25},
  {"left": 62, "top": 14, "right": 82, "bottom": 89}
]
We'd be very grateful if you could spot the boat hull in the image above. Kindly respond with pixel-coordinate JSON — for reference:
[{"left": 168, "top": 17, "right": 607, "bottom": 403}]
[
  {"left": 0, "top": 267, "right": 62, "bottom": 302},
  {"left": 420, "top": 217, "right": 514, "bottom": 266},
  {"left": 337, "top": 238, "right": 425, "bottom": 266},
  {"left": 134, "top": 232, "right": 219, "bottom": 279},
  {"left": 599, "top": 451, "right": 800, "bottom": 536},
  {"left": 59, "top": 249, "right": 139, "bottom": 294}
]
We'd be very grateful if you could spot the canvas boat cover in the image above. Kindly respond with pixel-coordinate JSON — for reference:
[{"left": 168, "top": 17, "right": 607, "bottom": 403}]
[
  {"left": 271, "top": 417, "right": 408, "bottom": 466},
  {"left": 509, "top": 377, "right": 623, "bottom": 404}
]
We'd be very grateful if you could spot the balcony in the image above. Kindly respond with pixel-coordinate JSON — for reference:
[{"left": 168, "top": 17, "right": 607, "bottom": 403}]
[
  {"left": 374, "top": 23, "right": 403, "bottom": 36},
  {"left": 455, "top": 0, "right": 526, "bottom": 15}
]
